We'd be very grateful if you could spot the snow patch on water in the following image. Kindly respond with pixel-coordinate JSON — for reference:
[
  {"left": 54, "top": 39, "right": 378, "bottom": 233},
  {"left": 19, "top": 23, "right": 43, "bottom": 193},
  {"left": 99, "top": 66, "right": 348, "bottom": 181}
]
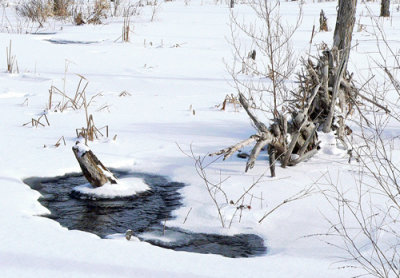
[{"left": 73, "top": 177, "right": 150, "bottom": 198}]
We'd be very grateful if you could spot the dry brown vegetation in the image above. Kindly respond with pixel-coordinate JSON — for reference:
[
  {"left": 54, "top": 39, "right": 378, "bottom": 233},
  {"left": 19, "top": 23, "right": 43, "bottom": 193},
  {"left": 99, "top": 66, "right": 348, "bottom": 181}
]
[
  {"left": 17, "top": 0, "right": 112, "bottom": 26},
  {"left": 6, "top": 40, "right": 18, "bottom": 73}
]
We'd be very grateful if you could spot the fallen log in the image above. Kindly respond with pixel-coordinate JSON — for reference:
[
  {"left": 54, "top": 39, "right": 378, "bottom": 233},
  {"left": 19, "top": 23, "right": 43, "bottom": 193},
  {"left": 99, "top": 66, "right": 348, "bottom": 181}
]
[{"left": 72, "top": 141, "right": 118, "bottom": 187}]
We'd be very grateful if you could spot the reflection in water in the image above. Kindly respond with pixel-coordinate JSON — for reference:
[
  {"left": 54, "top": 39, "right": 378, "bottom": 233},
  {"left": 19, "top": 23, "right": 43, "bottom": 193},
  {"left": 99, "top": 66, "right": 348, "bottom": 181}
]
[{"left": 24, "top": 170, "right": 266, "bottom": 258}]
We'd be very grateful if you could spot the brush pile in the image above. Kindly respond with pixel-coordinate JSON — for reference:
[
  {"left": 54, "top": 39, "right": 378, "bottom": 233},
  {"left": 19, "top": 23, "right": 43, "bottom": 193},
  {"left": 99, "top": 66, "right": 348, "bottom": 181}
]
[{"left": 212, "top": 47, "right": 363, "bottom": 176}]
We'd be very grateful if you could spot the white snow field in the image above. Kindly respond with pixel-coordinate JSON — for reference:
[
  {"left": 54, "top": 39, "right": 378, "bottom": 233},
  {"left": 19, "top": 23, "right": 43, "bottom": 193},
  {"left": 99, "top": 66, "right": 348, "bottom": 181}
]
[{"left": 0, "top": 0, "right": 399, "bottom": 277}]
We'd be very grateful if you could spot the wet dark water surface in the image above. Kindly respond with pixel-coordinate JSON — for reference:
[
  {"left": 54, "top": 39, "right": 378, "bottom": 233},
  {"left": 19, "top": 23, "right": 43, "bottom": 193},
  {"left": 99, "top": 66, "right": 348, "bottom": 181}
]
[{"left": 24, "top": 170, "right": 266, "bottom": 258}]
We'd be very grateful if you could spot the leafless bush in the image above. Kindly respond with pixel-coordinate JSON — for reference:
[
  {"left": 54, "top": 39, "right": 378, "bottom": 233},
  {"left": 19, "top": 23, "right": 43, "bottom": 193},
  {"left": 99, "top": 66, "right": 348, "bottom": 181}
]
[
  {"left": 148, "top": 0, "right": 162, "bottom": 22},
  {"left": 88, "top": 0, "right": 110, "bottom": 24},
  {"left": 111, "top": 0, "right": 142, "bottom": 17},
  {"left": 320, "top": 16, "right": 400, "bottom": 278},
  {"left": 52, "top": 0, "right": 72, "bottom": 17},
  {"left": 321, "top": 110, "right": 400, "bottom": 277},
  {"left": 181, "top": 145, "right": 314, "bottom": 228},
  {"left": 16, "top": 0, "right": 72, "bottom": 26},
  {"left": 215, "top": 0, "right": 362, "bottom": 174},
  {"left": 229, "top": 0, "right": 303, "bottom": 116},
  {"left": 72, "top": 0, "right": 110, "bottom": 25},
  {"left": 16, "top": 0, "right": 52, "bottom": 27}
]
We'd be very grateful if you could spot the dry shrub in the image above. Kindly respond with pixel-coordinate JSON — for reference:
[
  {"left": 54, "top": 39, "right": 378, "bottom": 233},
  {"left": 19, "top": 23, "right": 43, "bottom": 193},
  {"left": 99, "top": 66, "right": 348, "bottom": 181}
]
[
  {"left": 6, "top": 40, "right": 18, "bottom": 74},
  {"left": 88, "top": 0, "right": 110, "bottom": 24},
  {"left": 72, "top": 0, "right": 110, "bottom": 25},
  {"left": 73, "top": 11, "right": 85, "bottom": 25},
  {"left": 16, "top": 0, "right": 72, "bottom": 26},
  {"left": 52, "top": 0, "right": 72, "bottom": 17},
  {"left": 16, "top": 0, "right": 53, "bottom": 27}
]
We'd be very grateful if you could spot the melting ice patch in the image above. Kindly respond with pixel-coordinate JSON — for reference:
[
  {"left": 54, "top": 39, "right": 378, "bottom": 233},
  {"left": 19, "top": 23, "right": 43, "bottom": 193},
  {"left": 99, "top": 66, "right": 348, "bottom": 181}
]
[{"left": 73, "top": 177, "right": 150, "bottom": 198}]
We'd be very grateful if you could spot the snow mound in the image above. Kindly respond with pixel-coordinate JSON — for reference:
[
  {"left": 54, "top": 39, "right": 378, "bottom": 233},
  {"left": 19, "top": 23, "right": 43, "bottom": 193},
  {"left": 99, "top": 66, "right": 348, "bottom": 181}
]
[
  {"left": 319, "top": 132, "right": 347, "bottom": 156},
  {"left": 72, "top": 177, "right": 150, "bottom": 198}
]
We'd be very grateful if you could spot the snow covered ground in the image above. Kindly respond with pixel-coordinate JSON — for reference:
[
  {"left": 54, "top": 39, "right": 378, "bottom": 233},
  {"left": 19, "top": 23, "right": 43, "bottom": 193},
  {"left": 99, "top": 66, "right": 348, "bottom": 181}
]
[{"left": 0, "top": 0, "right": 399, "bottom": 277}]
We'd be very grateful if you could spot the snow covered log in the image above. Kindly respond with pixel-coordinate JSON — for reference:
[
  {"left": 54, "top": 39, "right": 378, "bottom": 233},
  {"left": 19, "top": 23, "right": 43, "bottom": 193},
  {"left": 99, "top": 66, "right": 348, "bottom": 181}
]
[{"left": 72, "top": 142, "right": 118, "bottom": 187}]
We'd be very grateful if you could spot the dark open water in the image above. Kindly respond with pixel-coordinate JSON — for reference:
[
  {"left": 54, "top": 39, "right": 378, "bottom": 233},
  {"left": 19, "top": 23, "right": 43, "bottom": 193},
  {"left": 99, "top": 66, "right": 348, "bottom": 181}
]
[{"left": 24, "top": 170, "right": 266, "bottom": 258}]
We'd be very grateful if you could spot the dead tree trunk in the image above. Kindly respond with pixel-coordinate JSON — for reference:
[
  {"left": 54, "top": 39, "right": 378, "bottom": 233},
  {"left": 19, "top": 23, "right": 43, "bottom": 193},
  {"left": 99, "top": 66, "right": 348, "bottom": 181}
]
[
  {"left": 323, "top": 0, "right": 357, "bottom": 133},
  {"left": 230, "top": 0, "right": 234, "bottom": 8},
  {"left": 333, "top": 0, "right": 357, "bottom": 69},
  {"left": 380, "top": 0, "right": 390, "bottom": 17},
  {"left": 72, "top": 142, "right": 118, "bottom": 187}
]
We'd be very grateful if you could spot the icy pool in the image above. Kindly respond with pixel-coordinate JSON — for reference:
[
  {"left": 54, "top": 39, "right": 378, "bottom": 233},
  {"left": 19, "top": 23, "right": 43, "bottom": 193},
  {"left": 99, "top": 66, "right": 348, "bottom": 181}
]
[{"left": 24, "top": 170, "right": 266, "bottom": 258}]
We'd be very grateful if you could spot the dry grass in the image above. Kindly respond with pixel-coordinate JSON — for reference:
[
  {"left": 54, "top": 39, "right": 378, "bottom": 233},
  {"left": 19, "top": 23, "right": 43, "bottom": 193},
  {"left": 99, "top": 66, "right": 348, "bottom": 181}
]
[
  {"left": 216, "top": 94, "right": 240, "bottom": 111},
  {"left": 119, "top": 90, "right": 131, "bottom": 97},
  {"left": 54, "top": 136, "right": 66, "bottom": 147},
  {"left": 47, "top": 74, "right": 101, "bottom": 113},
  {"left": 23, "top": 113, "right": 50, "bottom": 128},
  {"left": 6, "top": 40, "right": 18, "bottom": 74},
  {"left": 122, "top": 14, "right": 131, "bottom": 42},
  {"left": 76, "top": 115, "right": 109, "bottom": 144}
]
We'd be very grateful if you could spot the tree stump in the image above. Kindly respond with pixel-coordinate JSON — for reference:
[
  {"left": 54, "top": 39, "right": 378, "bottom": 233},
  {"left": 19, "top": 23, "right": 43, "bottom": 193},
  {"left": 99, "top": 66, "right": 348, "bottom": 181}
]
[{"left": 72, "top": 142, "right": 118, "bottom": 187}]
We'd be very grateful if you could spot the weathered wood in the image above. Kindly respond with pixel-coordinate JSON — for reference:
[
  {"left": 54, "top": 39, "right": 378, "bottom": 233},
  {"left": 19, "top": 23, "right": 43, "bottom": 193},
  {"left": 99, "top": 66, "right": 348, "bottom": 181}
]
[
  {"left": 321, "top": 54, "right": 330, "bottom": 105},
  {"left": 282, "top": 130, "right": 300, "bottom": 168},
  {"left": 246, "top": 139, "right": 270, "bottom": 172},
  {"left": 238, "top": 93, "right": 269, "bottom": 133},
  {"left": 323, "top": 53, "right": 346, "bottom": 133},
  {"left": 288, "top": 148, "right": 319, "bottom": 166},
  {"left": 269, "top": 147, "right": 276, "bottom": 177},
  {"left": 298, "top": 123, "right": 319, "bottom": 157},
  {"left": 210, "top": 135, "right": 259, "bottom": 160},
  {"left": 333, "top": 0, "right": 357, "bottom": 71},
  {"left": 304, "top": 84, "right": 321, "bottom": 115},
  {"left": 72, "top": 142, "right": 117, "bottom": 187}
]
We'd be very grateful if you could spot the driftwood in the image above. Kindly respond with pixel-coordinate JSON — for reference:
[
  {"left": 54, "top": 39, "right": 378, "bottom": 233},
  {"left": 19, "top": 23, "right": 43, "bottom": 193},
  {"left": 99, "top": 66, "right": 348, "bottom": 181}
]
[{"left": 72, "top": 142, "right": 117, "bottom": 187}]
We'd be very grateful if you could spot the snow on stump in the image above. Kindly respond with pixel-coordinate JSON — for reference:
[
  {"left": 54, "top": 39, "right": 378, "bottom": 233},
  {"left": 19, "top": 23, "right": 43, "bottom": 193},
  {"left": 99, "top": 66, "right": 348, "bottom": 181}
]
[
  {"left": 72, "top": 142, "right": 150, "bottom": 199},
  {"left": 72, "top": 141, "right": 118, "bottom": 187}
]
